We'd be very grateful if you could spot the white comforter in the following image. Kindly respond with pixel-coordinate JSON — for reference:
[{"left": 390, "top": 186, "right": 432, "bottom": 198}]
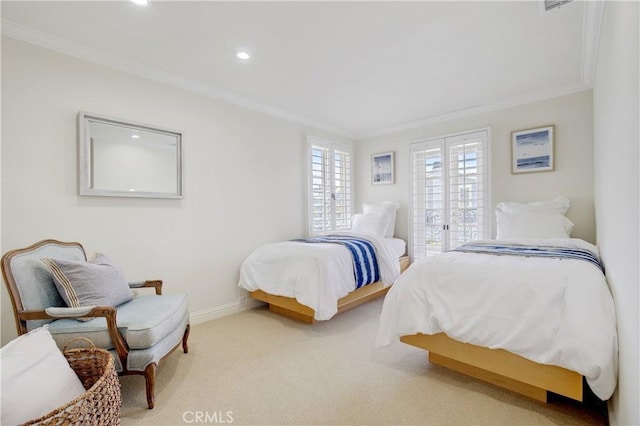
[
  {"left": 376, "top": 238, "right": 618, "bottom": 400},
  {"left": 239, "top": 231, "right": 401, "bottom": 320}
]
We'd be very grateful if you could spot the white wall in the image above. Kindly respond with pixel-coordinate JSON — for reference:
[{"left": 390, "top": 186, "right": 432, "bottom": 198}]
[
  {"left": 0, "top": 37, "right": 348, "bottom": 344},
  {"left": 354, "top": 90, "right": 595, "bottom": 243},
  {"left": 593, "top": 2, "right": 639, "bottom": 425}
]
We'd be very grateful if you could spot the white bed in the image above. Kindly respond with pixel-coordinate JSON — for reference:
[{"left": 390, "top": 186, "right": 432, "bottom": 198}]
[
  {"left": 239, "top": 231, "right": 405, "bottom": 321},
  {"left": 377, "top": 197, "right": 618, "bottom": 402}
]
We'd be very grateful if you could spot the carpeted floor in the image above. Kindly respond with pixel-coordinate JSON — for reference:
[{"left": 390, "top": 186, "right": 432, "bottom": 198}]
[{"left": 120, "top": 299, "right": 607, "bottom": 425}]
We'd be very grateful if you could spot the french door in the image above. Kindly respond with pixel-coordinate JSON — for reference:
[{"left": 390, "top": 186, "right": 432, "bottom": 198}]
[{"left": 410, "top": 129, "right": 490, "bottom": 260}]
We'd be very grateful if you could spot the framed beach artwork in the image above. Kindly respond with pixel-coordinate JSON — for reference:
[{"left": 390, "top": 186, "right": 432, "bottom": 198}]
[
  {"left": 511, "top": 125, "right": 555, "bottom": 174},
  {"left": 372, "top": 151, "right": 394, "bottom": 185}
]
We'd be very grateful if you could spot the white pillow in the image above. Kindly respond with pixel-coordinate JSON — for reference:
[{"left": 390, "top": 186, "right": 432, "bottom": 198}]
[
  {"left": 1, "top": 326, "right": 87, "bottom": 425},
  {"left": 351, "top": 213, "right": 387, "bottom": 237},
  {"left": 384, "top": 237, "right": 407, "bottom": 258},
  {"left": 496, "top": 210, "right": 574, "bottom": 240},
  {"left": 362, "top": 201, "right": 400, "bottom": 238},
  {"left": 496, "top": 196, "right": 570, "bottom": 216}
]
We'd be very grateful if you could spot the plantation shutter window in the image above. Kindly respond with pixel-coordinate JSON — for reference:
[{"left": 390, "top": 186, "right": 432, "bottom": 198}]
[
  {"left": 411, "top": 130, "right": 490, "bottom": 260},
  {"left": 333, "top": 147, "right": 352, "bottom": 230},
  {"left": 308, "top": 137, "right": 353, "bottom": 234},
  {"left": 310, "top": 145, "right": 331, "bottom": 232}
]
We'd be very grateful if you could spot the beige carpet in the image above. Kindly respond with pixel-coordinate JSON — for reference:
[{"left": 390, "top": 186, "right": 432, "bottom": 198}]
[{"left": 120, "top": 299, "right": 607, "bottom": 425}]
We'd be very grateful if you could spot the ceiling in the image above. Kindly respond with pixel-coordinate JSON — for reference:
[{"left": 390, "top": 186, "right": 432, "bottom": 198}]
[{"left": 1, "top": 1, "right": 601, "bottom": 138}]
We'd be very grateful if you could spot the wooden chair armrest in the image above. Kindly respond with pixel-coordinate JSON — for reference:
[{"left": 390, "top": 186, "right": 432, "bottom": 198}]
[
  {"left": 129, "top": 279, "right": 163, "bottom": 295},
  {"left": 45, "top": 306, "right": 98, "bottom": 317},
  {"left": 18, "top": 307, "right": 114, "bottom": 321},
  {"left": 17, "top": 306, "right": 130, "bottom": 365}
]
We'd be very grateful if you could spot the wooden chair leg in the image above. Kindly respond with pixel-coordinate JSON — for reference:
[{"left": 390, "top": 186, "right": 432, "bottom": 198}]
[
  {"left": 182, "top": 323, "right": 190, "bottom": 354},
  {"left": 144, "top": 363, "right": 157, "bottom": 409}
]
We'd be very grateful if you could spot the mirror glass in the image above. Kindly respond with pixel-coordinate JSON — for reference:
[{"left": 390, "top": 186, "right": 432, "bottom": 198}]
[{"left": 79, "top": 113, "right": 182, "bottom": 198}]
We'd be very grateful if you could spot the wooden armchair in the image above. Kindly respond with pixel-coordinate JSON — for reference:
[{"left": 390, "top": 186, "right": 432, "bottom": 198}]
[{"left": 1, "top": 239, "right": 190, "bottom": 409}]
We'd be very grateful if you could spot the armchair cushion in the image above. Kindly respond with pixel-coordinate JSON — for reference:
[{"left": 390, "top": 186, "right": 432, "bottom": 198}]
[
  {"left": 41, "top": 253, "right": 133, "bottom": 309},
  {"left": 47, "top": 294, "right": 188, "bottom": 350}
]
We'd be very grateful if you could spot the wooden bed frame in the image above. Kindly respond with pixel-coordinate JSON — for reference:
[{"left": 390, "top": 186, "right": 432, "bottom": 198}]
[
  {"left": 400, "top": 332, "right": 583, "bottom": 403},
  {"left": 250, "top": 255, "right": 410, "bottom": 324}
]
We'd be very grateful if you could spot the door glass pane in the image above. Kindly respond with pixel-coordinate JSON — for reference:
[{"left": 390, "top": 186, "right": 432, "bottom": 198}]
[
  {"left": 413, "top": 144, "right": 443, "bottom": 259},
  {"left": 449, "top": 138, "right": 483, "bottom": 248}
]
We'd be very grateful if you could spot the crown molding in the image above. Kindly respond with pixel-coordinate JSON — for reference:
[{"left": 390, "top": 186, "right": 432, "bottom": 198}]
[
  {"left": 356, "top": 84, "right": 590, "bottom": 140},
  {"left": 1, "top": 19, "right": 354, "bottom": 139},
  {"left": 581, "top": 1, "right": 604, "bottom": 87}
]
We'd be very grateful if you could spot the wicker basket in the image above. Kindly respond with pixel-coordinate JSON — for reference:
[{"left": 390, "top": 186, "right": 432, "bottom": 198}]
[{"left": 22, "top": 338, "right": 122, "bottom": 426}]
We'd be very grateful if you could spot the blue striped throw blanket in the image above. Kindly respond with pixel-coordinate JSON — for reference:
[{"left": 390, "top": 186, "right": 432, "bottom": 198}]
[
  {"left": 294, "top": 236, "right": 380, "bottom": 288},
  {"left": 452, "top": 241, "right": 604, "bottom": 273}
]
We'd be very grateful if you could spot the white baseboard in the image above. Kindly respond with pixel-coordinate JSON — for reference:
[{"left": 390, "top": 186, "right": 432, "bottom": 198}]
[{"left": 189, "top": 297, "right": 264, "bottom": 326}]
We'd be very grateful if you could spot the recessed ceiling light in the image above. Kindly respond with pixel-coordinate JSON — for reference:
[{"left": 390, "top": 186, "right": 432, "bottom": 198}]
[
  {"left": 131, "top": 0, "right": 148, "bottom": 7},
  {"left": 132, "top": 134, "right": 140, "bottom": 139},
  {"left": 236, "top": 51, "right": 251, "bottom": 61}
]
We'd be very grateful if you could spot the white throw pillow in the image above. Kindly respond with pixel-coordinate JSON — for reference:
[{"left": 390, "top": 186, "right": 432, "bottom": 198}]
[
  {"left": 496, "top": 210, "right": 574, "bottom": 240},
  {"left": 362, "top": 201, "right": 400, "bottom": 238},
  {"left": 496, "top": 196, "right": 570, "bottom": 216},
  {"left": 351, "top": 213, "right": 387, "bottom": 237},
  {"left": 1, "top": 326, "right": 87, "bottom": 425}
]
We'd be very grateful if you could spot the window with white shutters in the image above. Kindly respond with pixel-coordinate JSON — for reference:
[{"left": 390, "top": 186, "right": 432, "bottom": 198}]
[
  {"left": 410, "top": 129, "right": 490, "bottom": 260},
  {"left": 308, "top": 137, "right": 352, "bottom": 234}
]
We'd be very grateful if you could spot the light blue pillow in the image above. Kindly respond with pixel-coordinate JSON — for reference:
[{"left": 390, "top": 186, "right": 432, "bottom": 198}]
[{"left": 41, "top": 253, "right": 133, "bottom": 308}]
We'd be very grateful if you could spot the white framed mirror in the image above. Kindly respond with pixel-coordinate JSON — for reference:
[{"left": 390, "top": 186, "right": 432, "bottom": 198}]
[{"left": 78, "top": 112, "right": 183, "bottom": 199}]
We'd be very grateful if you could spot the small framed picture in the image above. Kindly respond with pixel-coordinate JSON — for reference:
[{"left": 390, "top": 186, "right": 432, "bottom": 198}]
[
  {"left": 372, "top": 151, "right": 394, "bottom": 185},
  {"left": 511, "top": 125, "right": 555, "bottom": 174}
]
